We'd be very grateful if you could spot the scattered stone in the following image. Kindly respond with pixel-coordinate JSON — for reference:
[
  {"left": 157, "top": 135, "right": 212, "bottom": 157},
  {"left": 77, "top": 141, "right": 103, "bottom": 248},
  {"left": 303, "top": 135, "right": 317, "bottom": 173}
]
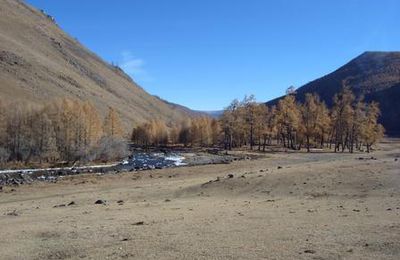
[
  {"left": 132, "top": 221, "right": 144, "bottom": 226},
  {"left": 164, "top": 199, "right": 171, "bottom": 202},
  {"left": 277, "top": 166, "right": 282, "bottom": 169},
  {"left": 347, "top": 248, "right": 353, "bottom": 253},
  {"left": 53, "top": 204, "right": 66, "bottom": 208},
  {"left": 395, "top": 158, "right": 398, "bottom": 161},
  {"left": 352, "top": 209, "right": 360, "bottom": 212},
  {"left": 117, "top": 200, "right": 124, "bottom": 204},
  {"left": 121, "top": 238, "right": 130, "bottom": 241},
  {"left": 95, "top": 200, "right": 107, "bottom": 205},
  {"left": 386, "top": 208, "right": 392, "bottom": 211},
  {"left": 227, "top": 174, "right": 234, "bottom": 178},
  {"left": 67, "top": 201, "right": 76, "bottom": 206},
  {"left": 304, "top": 249, "right": 316, "bottom": 254},
  {"left": 11, "top": 179, "right": 20, "bottom": 186},
  {"left": 358, "top": 156, "right": 377, "bottom": 161},
  {"left": 240, "top": 175, "right": 246, "bottom": 178},
  {"left": 5, "top": 210, "right": 19, "bottom": 216},
  {"left": 0, "top": 186, "right": 2, "bottom": 192}
]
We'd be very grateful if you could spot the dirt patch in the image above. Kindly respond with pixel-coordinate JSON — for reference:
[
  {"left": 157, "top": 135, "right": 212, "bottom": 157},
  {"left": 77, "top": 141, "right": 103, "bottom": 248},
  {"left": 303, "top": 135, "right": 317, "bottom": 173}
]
[{"left": 0, "top": 140, "right": 399, "bottom": 259}]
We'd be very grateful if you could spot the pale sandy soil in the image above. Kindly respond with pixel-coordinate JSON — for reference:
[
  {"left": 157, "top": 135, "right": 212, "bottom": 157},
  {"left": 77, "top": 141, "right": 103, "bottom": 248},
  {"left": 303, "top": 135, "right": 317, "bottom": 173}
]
[{"left": 1, "top": 140, "right": 400, "bottom": 260}]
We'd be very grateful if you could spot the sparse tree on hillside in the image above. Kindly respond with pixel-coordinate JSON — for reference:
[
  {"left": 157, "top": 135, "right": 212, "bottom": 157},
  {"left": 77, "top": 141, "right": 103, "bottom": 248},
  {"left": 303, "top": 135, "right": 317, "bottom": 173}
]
[{"left": 286, "top": 86, "right": 297, "bottom": 95}]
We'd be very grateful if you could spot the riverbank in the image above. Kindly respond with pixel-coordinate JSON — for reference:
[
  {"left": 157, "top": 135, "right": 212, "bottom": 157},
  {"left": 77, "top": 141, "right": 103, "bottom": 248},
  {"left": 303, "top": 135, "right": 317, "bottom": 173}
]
[{"left": 0, "top": 150, "right": 253, "bottom": 186}]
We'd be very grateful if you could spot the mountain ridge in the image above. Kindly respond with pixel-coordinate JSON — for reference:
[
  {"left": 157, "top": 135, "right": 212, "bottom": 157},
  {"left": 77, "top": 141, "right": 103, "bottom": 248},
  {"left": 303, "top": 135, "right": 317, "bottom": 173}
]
[
  {"left": 266, "top": 51, "right": 400, "bottom": 134},
  {"left": 0, "top": 0, "right": 197, "bottom": 130}
]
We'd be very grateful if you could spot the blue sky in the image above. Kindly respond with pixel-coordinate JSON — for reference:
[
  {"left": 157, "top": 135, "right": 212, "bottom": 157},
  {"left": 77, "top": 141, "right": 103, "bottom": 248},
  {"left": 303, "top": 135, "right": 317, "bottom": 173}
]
[{"left": 27, "top": 0, "right": 399, "bottom": 111}]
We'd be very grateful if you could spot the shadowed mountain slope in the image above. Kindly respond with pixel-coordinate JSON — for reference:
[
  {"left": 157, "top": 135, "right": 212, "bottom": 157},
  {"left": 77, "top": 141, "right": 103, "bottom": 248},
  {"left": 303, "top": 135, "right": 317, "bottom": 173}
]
[{"left": 267, "top": 51, "right": 400, "bottom": 134}]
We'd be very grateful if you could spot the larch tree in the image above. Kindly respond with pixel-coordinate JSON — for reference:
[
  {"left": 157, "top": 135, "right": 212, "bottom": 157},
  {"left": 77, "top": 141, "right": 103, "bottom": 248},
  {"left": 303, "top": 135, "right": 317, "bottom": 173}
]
[
  {"left": 220, "top": 99, "right": 242, "bottom": 150},
  {"left": 253, "top": 104, "right": 268, "bottom": 151},
  {"left": 82, "top": 101, "right": 103, "bottom": 147},
  {"left": 331, "top": 87, "right": 355, "bottom": 152},
  {"left": 264, "top": 105, "right": 278, "bottom": 148},
  {"left": 178, "top": 119, "right": 192, "bottom": 147},
  {"left": 360, "top": 102, "right": 384, "bottom": 152},
  {"left": 315, "top": 101, "right": 331, "bottom": 148},
  {"left": 0, "top": 98, "right": 8, "bottom": 163},
  {"left": 131, "top": 122, "right": 151, "bottom": 148},
  {"left": 5, "top": 103, "right": 27, "bottom": 161},
  {"left": 103, "top": 107, "right": 124, "bottom": 138},
  {"left": 151, "top": 120, "right": 169, "bottom": 146},
  {"left": 301, "top": 93, "right": 329, "bottom": 152},
  {"left": 242, "top": 95, "right": 258, "bottom": 149},
  {"left": 31, "top": 110, "right": 59, "bottom": 163},
  {"left": 210, "top": 118, "right": 221, "bottom": 146},
  {"left": 276, "top": 94, "right": 302, "bottom": 150}
]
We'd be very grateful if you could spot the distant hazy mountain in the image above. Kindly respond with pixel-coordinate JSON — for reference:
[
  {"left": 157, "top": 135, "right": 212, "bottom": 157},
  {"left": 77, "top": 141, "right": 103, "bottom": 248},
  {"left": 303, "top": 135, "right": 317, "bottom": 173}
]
[
  {"left": 267, "top": 51, "right": 400, "bottom": 135},
  {"left": 201, "top": 110, "right": 224, "bottom": 118},
  {"left": 0, "top": 0, "right": 197, "bottom": 129}
]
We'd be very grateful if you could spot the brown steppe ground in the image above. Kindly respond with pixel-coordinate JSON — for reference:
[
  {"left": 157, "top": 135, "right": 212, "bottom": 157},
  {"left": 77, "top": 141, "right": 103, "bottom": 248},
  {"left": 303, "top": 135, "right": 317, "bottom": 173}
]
[{"left": 1, "top": 139, "right": 400, "bottom": 260}]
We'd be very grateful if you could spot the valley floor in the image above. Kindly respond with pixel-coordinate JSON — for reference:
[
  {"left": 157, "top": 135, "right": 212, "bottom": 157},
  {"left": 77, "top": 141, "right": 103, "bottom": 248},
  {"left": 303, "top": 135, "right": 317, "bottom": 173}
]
[{"left": 0, "top": 140, "right": 400, "bottom": 259}]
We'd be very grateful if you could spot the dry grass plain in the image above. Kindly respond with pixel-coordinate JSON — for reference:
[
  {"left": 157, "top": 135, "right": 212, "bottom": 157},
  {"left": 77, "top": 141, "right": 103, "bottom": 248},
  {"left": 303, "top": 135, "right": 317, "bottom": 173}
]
[{"left": 1, "top": 139, "right": 400, "bottom": 260}]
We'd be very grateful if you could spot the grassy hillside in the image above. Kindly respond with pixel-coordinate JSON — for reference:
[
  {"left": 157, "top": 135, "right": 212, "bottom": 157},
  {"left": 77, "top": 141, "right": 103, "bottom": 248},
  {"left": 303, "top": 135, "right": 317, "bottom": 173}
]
[{"left": 0, "top": 0, "right": 196, "bottom": 130}]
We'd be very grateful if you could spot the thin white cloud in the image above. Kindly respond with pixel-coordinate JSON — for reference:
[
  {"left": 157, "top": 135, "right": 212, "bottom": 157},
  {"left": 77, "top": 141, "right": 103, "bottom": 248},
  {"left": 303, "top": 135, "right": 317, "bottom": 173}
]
[{"left": 119, "top": 51, "right": 153, "bottom": 82}]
